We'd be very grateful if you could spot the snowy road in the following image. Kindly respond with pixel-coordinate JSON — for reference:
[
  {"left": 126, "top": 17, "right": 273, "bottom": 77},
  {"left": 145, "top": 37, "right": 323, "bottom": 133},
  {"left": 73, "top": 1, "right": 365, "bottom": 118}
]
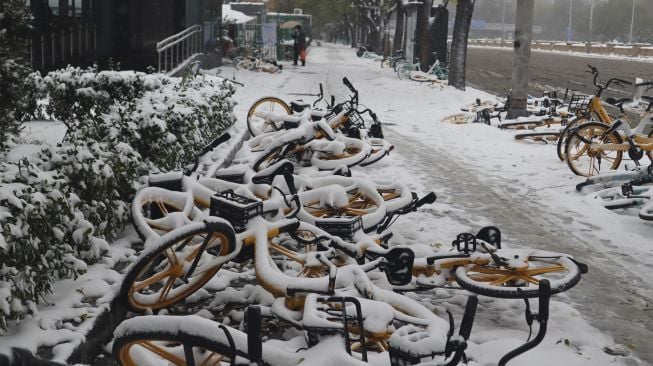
[
  {"left": 466, "top": 46, "right": 653, "bottom": 99},
  {"left": 257, "top": 43, "right": 652, "bottom": 365}
]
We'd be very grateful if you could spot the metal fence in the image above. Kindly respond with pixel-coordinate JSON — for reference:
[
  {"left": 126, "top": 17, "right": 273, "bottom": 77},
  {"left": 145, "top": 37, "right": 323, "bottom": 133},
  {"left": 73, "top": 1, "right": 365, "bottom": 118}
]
[
  {"left": 156, "top": 25, "right": 203, "bottom": 73},
  {"left": 30, "top": 21, "right": 97, "bottom": 72}
]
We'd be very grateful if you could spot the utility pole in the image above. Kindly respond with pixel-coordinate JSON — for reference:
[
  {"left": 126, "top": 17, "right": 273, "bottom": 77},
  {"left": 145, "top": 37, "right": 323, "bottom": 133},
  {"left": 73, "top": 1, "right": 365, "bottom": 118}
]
[
  {"left": 500, "top": 0, "right": 505, "bottom": 44},
  {"left": 587, "top": 0, "right": 594, "bottom": 53},
  {"left": 568, "top": 0, "right": 573, "bottom": 42},
  {"left": 507, "top": 0, "right": 534, "bottom": 119},
  {"left": 629, "top": 0, "right": 636, "bottom": 44}
]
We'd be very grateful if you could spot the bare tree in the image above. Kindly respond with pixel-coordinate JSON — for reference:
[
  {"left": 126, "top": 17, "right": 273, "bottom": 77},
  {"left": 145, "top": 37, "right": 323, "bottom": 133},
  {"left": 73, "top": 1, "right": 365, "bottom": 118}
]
[{"left": 448, "top": 0, "right": 475, "bottom": 90}]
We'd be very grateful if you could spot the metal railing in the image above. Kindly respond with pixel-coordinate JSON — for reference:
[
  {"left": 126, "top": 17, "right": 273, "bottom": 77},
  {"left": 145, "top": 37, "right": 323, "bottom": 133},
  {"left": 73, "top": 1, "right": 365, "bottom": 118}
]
[
  {"left": 30, "top": 21, "right": 97, "bottom": 72},
  {"left": 157, "top": 25, "right": 203, "bottom": 73}
]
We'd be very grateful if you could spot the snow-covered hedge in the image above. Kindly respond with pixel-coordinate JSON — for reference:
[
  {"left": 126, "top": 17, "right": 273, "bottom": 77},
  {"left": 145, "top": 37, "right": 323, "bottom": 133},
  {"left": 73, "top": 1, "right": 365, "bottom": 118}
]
[{"left": 0, "top": 68, "right": 236, "bottom": 332}]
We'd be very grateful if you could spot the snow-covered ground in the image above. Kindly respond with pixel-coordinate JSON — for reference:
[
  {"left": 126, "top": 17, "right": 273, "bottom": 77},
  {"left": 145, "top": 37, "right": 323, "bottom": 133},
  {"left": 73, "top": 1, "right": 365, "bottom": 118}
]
[
  {"left": 3, "top": 43, "right": 652, "bottom": 365},
  {"left": 210, "top": 43, "right": 651, "bottom": 365}
]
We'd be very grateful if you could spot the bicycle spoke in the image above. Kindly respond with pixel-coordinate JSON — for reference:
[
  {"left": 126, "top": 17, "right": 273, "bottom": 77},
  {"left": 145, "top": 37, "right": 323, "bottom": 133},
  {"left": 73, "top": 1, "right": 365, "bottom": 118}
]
[
  {"left": 200, "top": 352, "right": 225, "bottom": 366},
  {"left": 133, "top": 269, "right": 174, "bottom": 292},
  {"left": 138, "top": 341, "right": 185, "bottom": 366},
  {"left": 158, "top": 274, "right": 177, "bottom": 302}
]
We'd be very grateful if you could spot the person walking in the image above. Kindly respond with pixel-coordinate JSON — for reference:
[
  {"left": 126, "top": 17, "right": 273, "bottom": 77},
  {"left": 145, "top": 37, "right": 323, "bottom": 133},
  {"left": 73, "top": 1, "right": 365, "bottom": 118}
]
[{"left": 292, "top": 25, "right": 307, "bottom": 66}]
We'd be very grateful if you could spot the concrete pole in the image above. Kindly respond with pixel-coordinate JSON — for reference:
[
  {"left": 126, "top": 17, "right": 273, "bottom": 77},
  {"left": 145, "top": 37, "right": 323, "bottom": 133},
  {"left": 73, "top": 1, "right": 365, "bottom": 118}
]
[
  {"left": 629, "top": 0, "right": 636, "bottom": 44},
  {"left": 500, "top": 0, "right": 505, "bottom": 44},
  {"left": 506, "top": 0, "right": 534, "bottom": 119},
  {"left": 568, "top": 0, "right": 573, "bottom": 42},
  {"left": 587, "top": 0, "right": 594, "bottom": 53}
]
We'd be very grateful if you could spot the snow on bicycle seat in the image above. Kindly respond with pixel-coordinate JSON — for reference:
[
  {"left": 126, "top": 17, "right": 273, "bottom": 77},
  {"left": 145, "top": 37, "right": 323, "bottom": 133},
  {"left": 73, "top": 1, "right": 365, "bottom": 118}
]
[{"left": 311, "top": 109, "right": 329, "bottom": 119}]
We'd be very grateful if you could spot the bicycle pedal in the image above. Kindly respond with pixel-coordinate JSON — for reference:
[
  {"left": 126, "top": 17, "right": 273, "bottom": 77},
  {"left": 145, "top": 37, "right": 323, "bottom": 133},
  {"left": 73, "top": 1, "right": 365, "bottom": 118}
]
[{"left": 621, "top": 182, "right": 634, "bottom": 197}]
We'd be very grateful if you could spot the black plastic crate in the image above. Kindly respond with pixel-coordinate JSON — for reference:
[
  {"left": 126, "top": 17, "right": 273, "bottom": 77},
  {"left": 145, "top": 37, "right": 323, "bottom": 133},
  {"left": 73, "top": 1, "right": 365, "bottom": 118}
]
[
  {"left": 210, "top": 191, "right": 263, "bottom": 232},
  {"left": 315, "top": 216, "right": 362, "bottom": 240}
]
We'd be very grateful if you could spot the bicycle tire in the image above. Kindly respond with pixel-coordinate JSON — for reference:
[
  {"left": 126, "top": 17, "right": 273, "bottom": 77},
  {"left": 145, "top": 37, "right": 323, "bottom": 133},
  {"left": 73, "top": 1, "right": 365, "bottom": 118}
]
[
  {"left": 360, "top": 138, "right": 393, "bottom": 167},
  {"left": 113, "top": 316, "right": 240, "bottom": 366},
  {"left": 647, "top": 130, "right": 653, "bottom": 161},
  {"left": 514, "top": 131, "right": 560, "bottom": 142},
  {"left": 247, "top": 97, "right": 292, "bottom": 137},
  {"left": 308, "top": 137, "right": 371, "bottom": 170},
  {"left": 556, "top": 116, "right": 587, "bottom": 161},
  {"left": 565, "top": 121, "right": 623, "bottom": 177},
  {"left": 455, "top": 255, "right": 581, "bottom": 299},
  {"left": 120, "top": 220, "right": 236, "bottom": 312},
  {"left": 131, "top": 187, "right": 198, "bottom": 241},
  {"left": 440, "top": 113, "right": 475, "bottom": 124},
  {"left": 639, "top": 201, "right": 653, "bottom": 221},
  {"left": 253, "top": 146, "right": 284, "bottom": 172}
]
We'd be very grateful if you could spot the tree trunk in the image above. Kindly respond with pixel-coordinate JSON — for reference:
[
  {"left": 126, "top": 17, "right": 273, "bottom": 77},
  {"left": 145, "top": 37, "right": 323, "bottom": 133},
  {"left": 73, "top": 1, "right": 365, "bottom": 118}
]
[
  {"left": 431, "top": 5, "right": 449, "bottom": 65},
  {"left": 416, "top": 0, "right": 433, "bottom": 71},
  {"left": 448, "top": 0, "right": 475, "bottom": 90},
  {"left": 392, "top": 2, "right": 405, "bottom": 55}
]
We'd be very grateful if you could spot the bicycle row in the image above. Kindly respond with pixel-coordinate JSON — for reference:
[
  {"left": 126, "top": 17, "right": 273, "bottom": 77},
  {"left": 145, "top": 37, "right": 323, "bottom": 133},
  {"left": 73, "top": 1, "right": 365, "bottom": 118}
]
[
  {"left": 110, "top": 77, "right": 588, "bottom": 366},
  {"left": 356, "top": 46, "right": 449, "bottom": 83},
  {"left": 441, "top": 65, "right": 653, "bottom": 223}
]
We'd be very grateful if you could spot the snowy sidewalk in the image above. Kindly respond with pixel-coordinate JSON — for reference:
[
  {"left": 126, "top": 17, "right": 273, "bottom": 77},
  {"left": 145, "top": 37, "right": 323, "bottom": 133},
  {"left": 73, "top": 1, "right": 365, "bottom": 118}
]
[{"left": 268, "top": 43, "right": 651, "bottom": 365}]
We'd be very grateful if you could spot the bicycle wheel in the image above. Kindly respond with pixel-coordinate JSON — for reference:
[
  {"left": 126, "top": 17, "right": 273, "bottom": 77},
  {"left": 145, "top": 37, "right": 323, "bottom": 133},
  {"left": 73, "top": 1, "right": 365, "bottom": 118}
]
[
  {"left": 131, "top": 187, "right": 199, "bottom": 241},
  {"left": 396, "top": 63, "right": 412, "bottom": 80},
  {"left": 514, "top": 131, "right": 560, "bottom": 143},
  {"left": 455, "top": 254, "right": 581, "bottom": 299},
  {"left": 556, "top": 116, "right": 587, "bottom": 161},
  {"left": 247, "top": 97, "right": 292, "bottom": 137},
  {"left": 565, "top": 122, "right": 623, "bottom": 177},
  {"left": 409, "top": 72, "right": 439, "bottom": 83},
  {"left": 308, "top": 137, "right": 371, "bottom": 170},
  {"left": 113, "top": 316, "right": 240, "bottom": 366},
  {"left": 647, "top": 130, "right": 653, "bottom": 161},
  {"left": 120, "top": 220, "right": 236, "bottom": 312},
  {"left": 440, "top": 113, "right": 475, "bottom": 124},
  {"left": 639, "top": 200, "right": 653, "bottom": 221},
  {"left": 252, "top": 146, "right": 284, "bottom": 172},
  {"left": 360, "top": 138, "right": 393, "bottom": 167}
]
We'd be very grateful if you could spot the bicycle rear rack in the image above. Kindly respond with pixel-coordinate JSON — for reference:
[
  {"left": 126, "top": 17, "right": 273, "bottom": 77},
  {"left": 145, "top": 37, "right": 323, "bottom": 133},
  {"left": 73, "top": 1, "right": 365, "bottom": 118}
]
[{"left": 305, "top": 297, "right": 368, "bottom": 362}]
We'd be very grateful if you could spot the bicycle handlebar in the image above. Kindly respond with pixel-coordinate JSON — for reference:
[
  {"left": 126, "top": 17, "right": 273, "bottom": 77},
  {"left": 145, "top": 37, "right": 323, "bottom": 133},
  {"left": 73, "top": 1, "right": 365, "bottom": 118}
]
[{"left": 187, "top": 132, "right": 232, "bottom": 175}]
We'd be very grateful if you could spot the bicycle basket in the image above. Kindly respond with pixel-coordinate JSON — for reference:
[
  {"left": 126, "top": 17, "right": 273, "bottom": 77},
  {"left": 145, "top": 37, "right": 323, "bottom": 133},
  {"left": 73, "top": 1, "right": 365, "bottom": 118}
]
[
  {"left": 210, "top": 191, "right": 263, "bottom": 232},
  {"left": 314, "top": 216, "right": 362, "bottom": 240},
  {"left": 568, "top": 93, "right": 591, "bottom": 114},
  {"left": 345, "top": 110, "right": 365, "bottom": 130}
]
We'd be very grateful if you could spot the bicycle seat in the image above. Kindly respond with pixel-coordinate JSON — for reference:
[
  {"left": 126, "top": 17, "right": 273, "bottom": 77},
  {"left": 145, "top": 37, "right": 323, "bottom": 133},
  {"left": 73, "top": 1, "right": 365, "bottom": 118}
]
[
  {"left": 605, "top": 97, "right": 631, "bottom": 107},
  {"left": 291, "top": 101, "right": 310, "bottom": 113},
  {"left": 251, "top": 160, "right": 294, "bottom": 185},
  {"left": 641, "top": 95, "right": 653, "bottom": 102}
]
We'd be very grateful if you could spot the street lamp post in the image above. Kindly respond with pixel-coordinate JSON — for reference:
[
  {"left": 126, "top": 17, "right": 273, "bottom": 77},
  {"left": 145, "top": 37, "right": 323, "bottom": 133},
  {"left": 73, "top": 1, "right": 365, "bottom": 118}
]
[
  {"left": 568, "top": 0, "right": 573, "bottom": 42},
  {"left": 500, "top": 0, "right": 505, "bottom": 44},
  {"left": 587, "top": 0, "right": 594, "bottom": 53},
  {"left": 629, "top": 0, "right": 636, "bottom": 44}
]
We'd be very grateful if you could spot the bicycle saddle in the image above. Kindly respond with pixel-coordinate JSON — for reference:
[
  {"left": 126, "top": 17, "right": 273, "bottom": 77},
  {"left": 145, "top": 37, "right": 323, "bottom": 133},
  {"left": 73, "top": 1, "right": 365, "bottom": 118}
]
[
  {"left": 291, "top": 101, "right": 310, "bottom": 113},
  {"left": 641, "top": 95, "right": 653, "bottom": 102},
  {"left": 605, "top": 97, "right": 631, "bottom": 107},
  {"left": 251, "top": 160, "right": 295, "bottom": 185}
]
